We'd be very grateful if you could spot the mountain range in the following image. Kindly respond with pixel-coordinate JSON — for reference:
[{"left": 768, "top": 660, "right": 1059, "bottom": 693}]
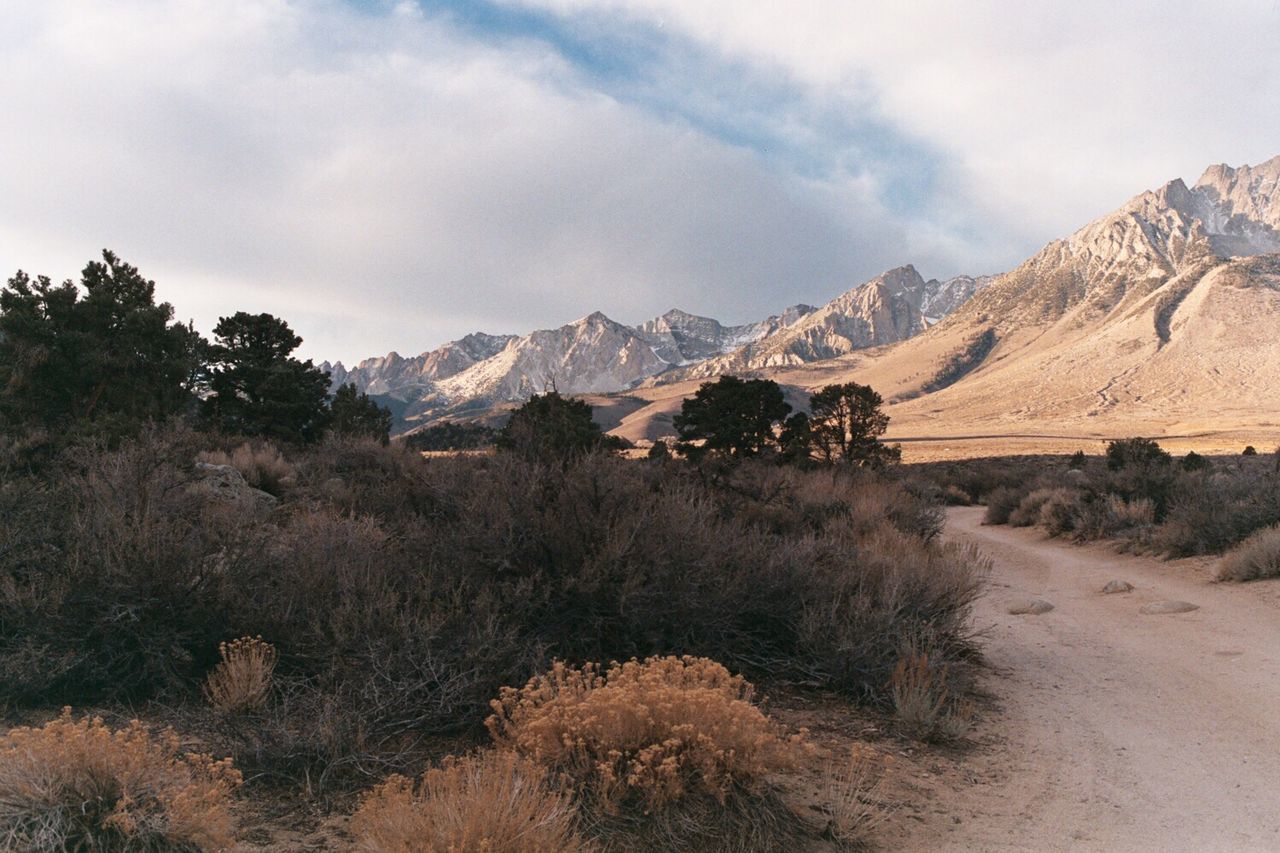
[
  {"left": 608, "top": 155, "right": 1280, "bottom": 451},
  {"left": 324, "top": 268, "right": 987, "bottom": 429},
  {"left": 328, "top": 154, "right": 1280, "bottom": 449}
]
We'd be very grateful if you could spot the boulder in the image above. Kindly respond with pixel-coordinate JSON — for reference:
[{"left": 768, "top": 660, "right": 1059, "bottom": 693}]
[
  {"left": 1139, "top": 600, "right": 1199, "bottom": 615},
  {"left": 1007, "top": 598, "right": 1055, "bottom": 615},
  {"left": 1101, "top": 580, "right": 1135, "bottom": 594},
  {"left": 190, "top": 462, "right": 277, "bottom": 512}
]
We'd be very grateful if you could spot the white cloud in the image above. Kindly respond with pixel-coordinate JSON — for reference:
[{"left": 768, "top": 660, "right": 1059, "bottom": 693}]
[
  {"left": 508, "top": 0, "right": 1280, "bottom": 243},
  {"left": 0, "top": 0, "right": 959, "bottom": 363},
  {"left": 5, "top": 1, "right": 1276, "bottom": 363}
]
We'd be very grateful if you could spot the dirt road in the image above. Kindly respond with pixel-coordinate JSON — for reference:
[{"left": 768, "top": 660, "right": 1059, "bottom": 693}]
[{"left": 895, "top": 507, "right": 1280, "bottom": 852}]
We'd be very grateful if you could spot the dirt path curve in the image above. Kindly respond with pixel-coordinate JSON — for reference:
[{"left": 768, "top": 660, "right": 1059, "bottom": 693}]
[{"left": 896, "top": 507, "right": 1280, "bottom": 852}]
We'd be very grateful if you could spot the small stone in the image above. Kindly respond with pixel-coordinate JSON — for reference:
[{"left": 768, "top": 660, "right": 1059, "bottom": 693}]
[
  {"left": 1101, "top": 580, "right": 1134, "bottom": 594},
  {"left": 1007, "top": 598, "right": 1055, "bottom": 615},
  {"left": 1140, "top": 600, "right": 1199, "bottom": 615}
]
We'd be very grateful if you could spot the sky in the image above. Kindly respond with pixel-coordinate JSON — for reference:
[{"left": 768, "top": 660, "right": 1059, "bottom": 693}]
[{"left": 2, "top": 1, "right": 1279, "bottom": 364}]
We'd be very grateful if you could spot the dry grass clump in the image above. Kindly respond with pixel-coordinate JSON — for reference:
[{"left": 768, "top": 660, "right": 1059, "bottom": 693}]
[
  {"left": 203, "top": 637, "right": 277, "bottom": 714},
  {"left": 197, "top": 441, "right": 295, "bottom": 496},
  {"left": 820, "top": 744, "right": 894, "bottom": 848},
  {"left": 889, "top": 652, "right": 973, "bottom": 744},
  {"left": 0, "top": 710, "right": 241, "bottom": 852},
  {"left": 350, "top": 750, "right": 592, "bottom": 853},
  {"left": 1217, "top": 525, "right": 1280, "bottom": 582},
  {"left": 487, "top": 657, "right": 801, "bottom": 815}
]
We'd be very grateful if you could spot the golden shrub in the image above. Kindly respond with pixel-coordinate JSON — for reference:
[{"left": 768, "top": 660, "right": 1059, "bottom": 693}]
[
  {"left": 350, "top": 750, "right": 592, "bottom": 853},
  {"left": 203, "top": 636, "right": 277, "bottom": 714},
  {"left": 0, "top": 709, "right": 242, "bottom": 851},
  {"left": 486, "top": 656, "right": 803, "bottom": 814}
]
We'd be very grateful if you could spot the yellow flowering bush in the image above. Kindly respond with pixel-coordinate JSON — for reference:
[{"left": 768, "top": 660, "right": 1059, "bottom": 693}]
[
  {"left": 486, "top": 656, "right": 803, "bottom": 814},
  {"left": 0, "top": 709, "right": 241, "bottom": 851}
]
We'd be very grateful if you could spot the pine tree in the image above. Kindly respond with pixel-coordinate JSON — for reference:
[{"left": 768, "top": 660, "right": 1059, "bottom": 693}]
[
  {"left": 806, "top": 382, "right": 899, "bottom": 466},
  {"left": 672, "top": 375, "right": 791, "bottom": 459},
  {"left": 201, "top": 312, "right": 331, "bottom": 443},
  {"left": 497, "top": 391, "right": 608, "bottom": 461},
  {"left": 330, "top": 383, "right": 393, "bottom": 444},
  {"left": 0, "top": 251, "right": 202, "bottom": 437}
]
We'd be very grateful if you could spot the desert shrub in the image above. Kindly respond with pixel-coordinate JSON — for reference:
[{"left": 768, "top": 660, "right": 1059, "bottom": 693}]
[
  {"left": 0, "top": 710, "right": 241, "bottom": 851},
  {"left": 0, "top": 425, "right": 264, "bottom": 704},
  {"left": 1037, "top": 489, "right": 1086, "bottom": 537},
  {"left": 794, "top": 529, "right": 987, "bottom": 696},
  {"left": 350, "top": 750, "right": 591, "bottom": 853},
  {"left": 5, "top": 430, "right": 985, "bottom": 790},
  {"left": 1243, "top": 445, "right": 1258, "bottom": 456},
  {"left": 402, "top": 421, "right": 498, "bottom": 452},
  {"left": 203, "top": 637, "right": 277, "bottom": 714},
  {"left": 1181, "top": 451, "right": 1208, "bottom": 471},
  {"left": 942, "top": 484, "right": 972, "bottom": 506},
  {"left": 292, "top": 435, "right": 442, "bottom": 521},
  {"left": 487, "top": 657, "right": 800, "bottom": 814},
  {"left": 1106, "top": 437, "right": 1171, "bottom": 471},
  {"left": 1076, "top": 494, "right": 1155, "bottom": 540},
  {"left": 1068, "top": 450, "right": 1087, "bottom": 470},
  {"left": 983, "top": 485, "right": 1026, "bottom": 525},
  {"left": 1217, "top": 525, "right": 1280, "bottom": 582},
  {"left": 1154, "top": 467, "right": 1280, "bottom": 556},
  {"left": 488, "top": 657, "right": 811, "bottom": 851},
  {"left": 888, "top": 651, "right": 972, "bottom": 744},
  {"left": 196, "top": 441, "right": 295, "bottom": 496},
  {"left": 1008, "top": 488, "right": 1057, "bottom": 527},
  {"left": 909, "top": 455, "right": 1057, "bottom": 504}
]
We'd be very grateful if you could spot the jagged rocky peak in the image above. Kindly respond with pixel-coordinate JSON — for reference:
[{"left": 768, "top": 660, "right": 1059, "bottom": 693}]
[
  {"left": 1195, "top": 156, "right": 1280, "bottom": 230},
  {"left": 436, "top": 310, "right": 669, "bottom": 402},
  {"left": 920, "top": 275, "right": 995, "bottom": 320}
]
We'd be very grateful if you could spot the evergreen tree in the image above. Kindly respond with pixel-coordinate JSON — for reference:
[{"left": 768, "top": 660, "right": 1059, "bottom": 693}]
[
  {"left": 1105, "top": 437, "right": 1171, "bottom": 471},
  {"left": 0, "top": 251, "right": 202, "bottom": 436},
  {"left": 330, "top": 383, "right": 393, "bottom": 444},
  {"left": 807, "top": 381, "right": 899, "bottom": 466},
  {"left": 201, "top": 312, "right": 331, "bottom": 443},
  {"left": 672, "top": 375, "right": 791, "bottom": 459},
  {"left": 778, "top": 411, "right": 816, "bottom": 465},
  {"left": 497, "top": 391, "right": 609, "bottom": 460}
]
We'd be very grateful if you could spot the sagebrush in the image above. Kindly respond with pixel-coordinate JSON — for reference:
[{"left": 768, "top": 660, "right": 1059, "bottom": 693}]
[
  {"left": 350, "top": 750, "right": 591, "bottom": 853},
  {"left": 0, "top": 710, "right": 241, "bottom": 851}
]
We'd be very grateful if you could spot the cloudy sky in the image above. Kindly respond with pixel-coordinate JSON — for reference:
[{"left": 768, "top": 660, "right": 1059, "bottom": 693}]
[{"left": 2, "top": 1, "right": 1278, "bottom": 363}]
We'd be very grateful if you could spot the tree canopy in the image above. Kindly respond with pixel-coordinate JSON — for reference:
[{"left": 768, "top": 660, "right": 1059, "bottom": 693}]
[
  {"left": 497, "top": 391, "right": 614, "bottom": 460},
  {"left": 0, "top": 251, "right": 202, "bottom": 436},
  {"left": 200, "top": 312, "right": 331, "bottom": 444},
  {"left": 807, "top": 381, "right": 899, "bottom": 466},
  {"left": 673, "top": 375, "right": 791, "bottom": 459},
  {"left": 330, "top": 383, "right": 393, "bottom": 444}
]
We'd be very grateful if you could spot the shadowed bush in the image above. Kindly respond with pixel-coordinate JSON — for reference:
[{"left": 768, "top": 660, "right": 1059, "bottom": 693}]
[
  {"left": 3, "top": 429, "right": 985, "bottom": 791},
  {"left": 983, "top": 486, "right": 1026, "bottom": 525}
]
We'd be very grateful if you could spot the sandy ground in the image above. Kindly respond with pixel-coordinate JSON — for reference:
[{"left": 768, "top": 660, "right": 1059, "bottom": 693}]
[{"left": 890, "top": 507, "right": 1280, "bottom": 852}]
